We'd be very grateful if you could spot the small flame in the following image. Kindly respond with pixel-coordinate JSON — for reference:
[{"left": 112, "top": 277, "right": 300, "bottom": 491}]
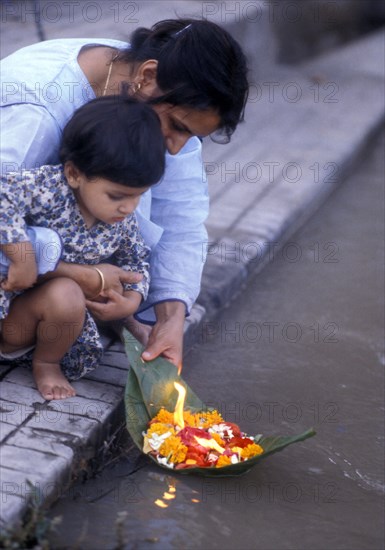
[
  {"left": 194, "top": 436, "right": 225, "bottom": 454},
  {"left": 173, "top": 382, "right": 186, "bottom": 429}
]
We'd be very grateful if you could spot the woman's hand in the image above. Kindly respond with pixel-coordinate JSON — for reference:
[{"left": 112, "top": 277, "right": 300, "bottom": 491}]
[
  {"left": 95, "top": 264, "right": 143, "bottom": 295},
  {"left": 140, "top": 301, "right": 186, "bottom": 370},
  {"left": 86, "top": 289, "right": 142, "bottom": 321}
]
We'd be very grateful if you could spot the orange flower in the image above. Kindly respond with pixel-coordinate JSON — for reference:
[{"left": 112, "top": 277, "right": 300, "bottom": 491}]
[
  {"left": 241, "top": 443, "right": 264, "bottom": 459},
  {"left": 200, "top": 410, "right": 224, "bottom": 428},
  {"left": 159, "top": 435, "right": 188, "bottom": 464},
  {"left": 147, "top": 423, "right": 175, "bottom": 438},
  {"left": 183, "top": 411, "right": 199, "bottom": 427},
  {"left": 216, "top": 455, "right": 232, "bottom": 468},
  {"left": 153, "top": 408, "right": 174, "bottom": 424}
]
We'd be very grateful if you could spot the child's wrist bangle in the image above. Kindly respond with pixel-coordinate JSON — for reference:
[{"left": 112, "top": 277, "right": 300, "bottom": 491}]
[{"left": 90, "top": 267, "right": 105, "bottom": 300}]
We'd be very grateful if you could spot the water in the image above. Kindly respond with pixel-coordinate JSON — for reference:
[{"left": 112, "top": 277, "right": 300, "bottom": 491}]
[{"left": 48, "top": 132, "right": 384, "bottom": 549}]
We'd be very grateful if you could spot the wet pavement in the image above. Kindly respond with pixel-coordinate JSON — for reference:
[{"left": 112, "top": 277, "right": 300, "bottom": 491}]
[{"left": 46, "top": 129, "right": 384, "bottom": 549}]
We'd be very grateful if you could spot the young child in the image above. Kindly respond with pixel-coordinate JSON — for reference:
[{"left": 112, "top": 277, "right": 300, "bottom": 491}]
[{"left": 0, "top": 96, "right": 165, "bottom": 400}]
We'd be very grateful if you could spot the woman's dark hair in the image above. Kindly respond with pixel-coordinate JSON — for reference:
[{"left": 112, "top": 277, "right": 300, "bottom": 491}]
[
  {"left": 118, "top": 19, "right": 249, "bottom": 142},
  {"left": 59, "top": 96, "right": 165, "bottom": 187}
]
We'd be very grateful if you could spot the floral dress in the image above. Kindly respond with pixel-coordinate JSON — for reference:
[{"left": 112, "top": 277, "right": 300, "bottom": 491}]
[{"left": 0, "top": 165, "right": 150, "bottom": 379}]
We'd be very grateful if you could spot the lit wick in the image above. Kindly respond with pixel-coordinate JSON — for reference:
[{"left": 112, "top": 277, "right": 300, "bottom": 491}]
[{"left": 173, "top": 382, "right": 186, "bottom": 429}]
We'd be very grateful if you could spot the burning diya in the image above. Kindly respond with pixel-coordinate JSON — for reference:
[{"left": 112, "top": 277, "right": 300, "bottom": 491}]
[
  {"left": 143, "top": 382, "right": 265, "bottom": 469},
  {"left": 123, "top": 331, "right": 316, "bottom": 477}
]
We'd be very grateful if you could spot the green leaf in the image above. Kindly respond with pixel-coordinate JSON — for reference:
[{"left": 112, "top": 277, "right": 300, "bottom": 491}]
[{"left": 123, "top": 330, "right": 316, "bottom": 477}]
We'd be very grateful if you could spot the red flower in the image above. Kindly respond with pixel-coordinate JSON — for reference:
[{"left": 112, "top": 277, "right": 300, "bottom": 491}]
[
  {"left": 178, "top": 427, "right": 212, "bottom": 445},
  {"left": 227, "top": 436, "right": 255, "bottom": 449},
  {"left": 175, "top": 451, "right": 209, "bottom": 468}
]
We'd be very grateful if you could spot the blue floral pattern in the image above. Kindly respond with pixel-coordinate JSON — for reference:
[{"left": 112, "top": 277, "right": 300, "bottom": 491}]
[{"left": 0, "top": 165, "right": 150, "bottom": 379}]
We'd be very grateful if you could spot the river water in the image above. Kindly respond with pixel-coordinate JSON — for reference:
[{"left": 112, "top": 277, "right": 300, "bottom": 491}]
[{"left": 47, "top": 131, "right": 384, "bottom": 549}]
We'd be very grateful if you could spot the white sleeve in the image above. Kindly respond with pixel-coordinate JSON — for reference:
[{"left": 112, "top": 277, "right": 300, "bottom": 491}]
[
  {"left": 136, "top": 137, "right": 209, "bottom": 323},
  {"left": 1, "top": 103, "right": 61, "bottom": 175}
]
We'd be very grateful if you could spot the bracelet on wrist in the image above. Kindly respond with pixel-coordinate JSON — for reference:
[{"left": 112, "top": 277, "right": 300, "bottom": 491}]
[{"left": 89, "top": 267, "right": 105, "bottom": 300}]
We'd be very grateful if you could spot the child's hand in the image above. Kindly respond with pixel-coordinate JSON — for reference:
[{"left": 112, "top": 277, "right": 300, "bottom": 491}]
[
  {"left": 86, "top": 289, "right": 142, "bottom": 321},
  {"left": 1, "top": 256, "right": 38, "bottom": 292}
]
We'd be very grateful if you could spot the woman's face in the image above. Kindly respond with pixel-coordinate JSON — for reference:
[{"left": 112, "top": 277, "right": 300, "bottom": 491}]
[
  {"left": 151, "top": 104, "right": 221, "bottom": 155},
  {"left": 133, "top": 61, "right": 221, "bottom": 154}
]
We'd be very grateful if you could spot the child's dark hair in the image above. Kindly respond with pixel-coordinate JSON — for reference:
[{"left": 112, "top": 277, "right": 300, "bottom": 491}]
[
  {"left": 118, "top": 19, "right": 249, "bottom": 143},
  {"left": 59, "top": 96, "right": 165, "bottom": 187}
]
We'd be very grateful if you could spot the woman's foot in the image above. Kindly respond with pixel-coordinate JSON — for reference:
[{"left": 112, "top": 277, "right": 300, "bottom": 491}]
[{"left": 33, "top": 360, "right": 76, "bottom": 400}]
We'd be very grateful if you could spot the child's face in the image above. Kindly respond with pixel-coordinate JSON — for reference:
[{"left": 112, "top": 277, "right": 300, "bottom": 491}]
[{"left": 66, "top": 167, "right": 148, "bottom": 228}]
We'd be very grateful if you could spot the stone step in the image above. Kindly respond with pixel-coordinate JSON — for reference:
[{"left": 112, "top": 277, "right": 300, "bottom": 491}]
[{"left": 194, "top": 28, "right": 385, "bottom": 319}]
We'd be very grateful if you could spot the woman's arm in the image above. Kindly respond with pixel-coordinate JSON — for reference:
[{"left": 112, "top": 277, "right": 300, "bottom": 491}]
[
  {"left": 136, "top": 138, "right": 208, "bottom": 368},
  {"left": 0, "top": 104, "right": 62, "bottom": 174},
  {"left": 142, "top": 138, "right": 208, "bottom": 316}
]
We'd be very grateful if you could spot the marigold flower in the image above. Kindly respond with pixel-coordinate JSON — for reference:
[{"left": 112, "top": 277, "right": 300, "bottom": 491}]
[
  {"left": 159, "top": 436, "right": 188, "bottom": 464},
  {"left": 183, "top": 411, "right": 199, "bottom": 427},
  {"left": 153, "top": 408, "right": 174, "bottom": 424},
  {"left": 199, "top": 410, "right": 224, "bottom": 428},
  {"left": 241, "top": 443, "right": 264, "bottom": 459},
  {"left": 216, "top": 455, "right": 232, "bottom": 468},
  {"left": 147, "top": 423, "right": 175, "bottom": 438}
]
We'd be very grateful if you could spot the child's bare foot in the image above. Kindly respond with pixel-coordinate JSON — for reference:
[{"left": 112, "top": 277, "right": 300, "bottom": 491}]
[{"left": 33, "top": 360, "right": 76, "bottom": 400}]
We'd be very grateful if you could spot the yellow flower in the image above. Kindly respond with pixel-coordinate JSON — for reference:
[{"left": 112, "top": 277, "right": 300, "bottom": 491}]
[
  {"left": 159, "top": 436, "right": 188, "bottom": 464},
  {"left": 210, "top": 432, "right": 225, "bottom": 447},
  {"left": 147, "top": 423, "right": 175, "bottom": 438},
  {"left": 241, "top": 443, "right": 264, "bottom": 459},
  {"left": 153, "top": 408, "right": 174, "bottom": 424},
  {"left": 183, "top": 411, "right": 199, "bottom": 427},
  {"left": 199, "top": 410, "right": 224, "bottom": 429},
  {"left": 216, "top": 455, "right": 232, "bottom": 468}
]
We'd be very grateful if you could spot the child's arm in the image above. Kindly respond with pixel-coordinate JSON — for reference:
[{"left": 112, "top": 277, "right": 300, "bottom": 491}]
[{"left": 0, "top": 242, "right": 37, "bottom": 291}]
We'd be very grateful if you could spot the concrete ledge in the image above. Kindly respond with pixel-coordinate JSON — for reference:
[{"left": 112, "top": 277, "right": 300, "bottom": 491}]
[{"left": 0, "top": 338, "right": 128, "bottom": 527}]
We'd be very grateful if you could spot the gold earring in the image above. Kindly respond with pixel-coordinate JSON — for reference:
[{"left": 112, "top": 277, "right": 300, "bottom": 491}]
[{"left": 131, "top": 81, "right": 142, "bottom": 94}]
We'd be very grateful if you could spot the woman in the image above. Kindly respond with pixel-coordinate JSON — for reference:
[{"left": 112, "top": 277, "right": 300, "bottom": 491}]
[{"left": 0, "top": 18, "right": 249, "bottom": 369}]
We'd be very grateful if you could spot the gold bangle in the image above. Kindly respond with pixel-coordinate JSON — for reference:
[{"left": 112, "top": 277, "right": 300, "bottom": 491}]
[{"left": 90, "top": 267, "right": 105, "bottom": 300}]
